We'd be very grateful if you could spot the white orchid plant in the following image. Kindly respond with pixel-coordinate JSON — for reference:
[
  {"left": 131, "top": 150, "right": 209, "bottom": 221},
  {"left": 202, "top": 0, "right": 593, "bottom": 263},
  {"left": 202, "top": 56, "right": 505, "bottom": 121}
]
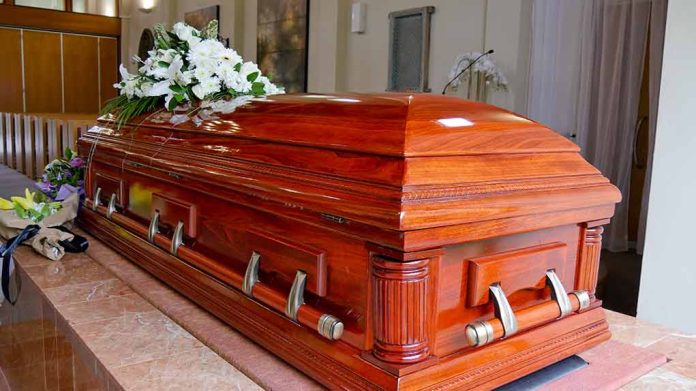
[
  {"left": 448, "top": 51, "right": 508, "bottom": 91},
  {"left": 102, "top": 21, "right": 283, "bottom": 127}
]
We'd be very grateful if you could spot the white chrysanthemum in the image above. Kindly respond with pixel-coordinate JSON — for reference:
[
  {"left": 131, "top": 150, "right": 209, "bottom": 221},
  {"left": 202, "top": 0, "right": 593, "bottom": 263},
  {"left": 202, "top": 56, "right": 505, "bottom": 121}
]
[
  {"left": 220, "top": 48, "right": 242, "bottom": 67},
  {"left": 192, "top": 76, "right": 222, "bottom": 99},
  {"left": 224, "top": 73, "right": 252, "bottom": 93},
  {"left": 188, "top": 39, "right": 224, "bottom": 69},
  {"left": 172, "top": 22, "right": 201, "bottom": 48}
]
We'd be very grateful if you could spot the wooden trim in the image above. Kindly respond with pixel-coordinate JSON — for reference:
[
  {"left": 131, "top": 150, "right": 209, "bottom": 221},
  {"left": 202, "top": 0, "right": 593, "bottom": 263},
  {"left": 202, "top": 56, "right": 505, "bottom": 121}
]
[{"left": 0, "top": 4, "right": 120, "bottom": 37}]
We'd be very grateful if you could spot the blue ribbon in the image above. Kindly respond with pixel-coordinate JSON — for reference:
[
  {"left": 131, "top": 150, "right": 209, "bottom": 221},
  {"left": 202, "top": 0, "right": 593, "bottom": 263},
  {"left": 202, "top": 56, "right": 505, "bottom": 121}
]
[{"left": 0, "top": 225, "right": 40, "bottom": 305}]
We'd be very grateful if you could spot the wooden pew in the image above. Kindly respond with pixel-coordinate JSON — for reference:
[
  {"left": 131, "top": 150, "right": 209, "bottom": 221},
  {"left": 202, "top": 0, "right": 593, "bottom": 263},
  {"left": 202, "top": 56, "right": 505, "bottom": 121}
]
[{"left": 0, "top": 112, "right": 97, "bottom": 179}]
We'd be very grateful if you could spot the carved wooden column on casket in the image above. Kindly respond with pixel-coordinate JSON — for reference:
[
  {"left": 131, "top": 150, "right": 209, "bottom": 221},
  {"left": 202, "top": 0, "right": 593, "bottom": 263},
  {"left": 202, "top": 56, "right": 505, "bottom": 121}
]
[
  {"left": 576, "top": 224, "right": 604, "bottom": 297},
  {"left": 371, "top": 255, "right": 433, "bottom": 364}
]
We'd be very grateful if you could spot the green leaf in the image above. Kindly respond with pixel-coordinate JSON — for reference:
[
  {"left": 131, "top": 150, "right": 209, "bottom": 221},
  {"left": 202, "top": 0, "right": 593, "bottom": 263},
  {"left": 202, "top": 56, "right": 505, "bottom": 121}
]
[
  {"left": 157, "top": 60, "right": 169, "bottom": 68},
  {"left": 234, "top": 63, "right": 241, "bottom": 72},
  {"left": 174, "top": 94, "right": 184, "bottom": 103},
  {"left": 169, "top": 85, "right": 185, "bottom": 93},
  {"left": 14, "top": 204, "right": 27, "bottom": 219},
  {"left": 64, "top": 147, "right": 73, "bottom": 160},
  {"left": 251, "top": 82, "right": 265, "bottom": 96},
  {"left": 246, "top": 72, "right": 259, "bottom": 82},
  {"left": 167, "top": 97, "right": 178, "bottom": 111}
]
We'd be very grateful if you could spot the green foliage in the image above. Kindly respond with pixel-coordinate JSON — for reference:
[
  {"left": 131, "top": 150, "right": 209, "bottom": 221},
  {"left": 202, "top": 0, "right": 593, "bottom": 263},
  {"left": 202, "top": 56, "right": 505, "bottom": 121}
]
[
  {"left": 100, "top": 95, "right": 161, "bottom": 129},
  {"left": 200, "top": 20, "right": 219, "bottom": 39}
]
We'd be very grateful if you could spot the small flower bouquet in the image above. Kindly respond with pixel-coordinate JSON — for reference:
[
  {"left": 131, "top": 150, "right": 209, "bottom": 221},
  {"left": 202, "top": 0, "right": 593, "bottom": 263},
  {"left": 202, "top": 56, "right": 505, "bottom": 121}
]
[
  {"left": 0, "top": 188, "right": 80, "bottom": 262},
  {"left": 101, "top": 20, "right": 283, "bottom": 128},
  {"left": 0, "top": 189, "right": 62, "bottom": 223},
  {"left": 38, "top": 148, "right": 86, "bottom": 201}
]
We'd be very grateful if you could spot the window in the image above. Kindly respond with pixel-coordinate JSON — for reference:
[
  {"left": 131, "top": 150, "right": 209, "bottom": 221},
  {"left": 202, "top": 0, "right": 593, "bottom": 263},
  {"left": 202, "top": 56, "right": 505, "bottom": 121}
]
[
  {"left": 72, "top": 0, "right": 117, "bottom": 16},
  {"left": 14, "top": 0, "right": 65, "bottom": 11}
]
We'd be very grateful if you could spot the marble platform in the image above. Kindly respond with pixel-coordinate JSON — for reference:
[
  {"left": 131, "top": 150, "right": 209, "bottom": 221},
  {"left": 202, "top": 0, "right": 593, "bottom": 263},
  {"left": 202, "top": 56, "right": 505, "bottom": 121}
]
[{"left": 0, "top": 229, "right": 694, "bottom": 390}]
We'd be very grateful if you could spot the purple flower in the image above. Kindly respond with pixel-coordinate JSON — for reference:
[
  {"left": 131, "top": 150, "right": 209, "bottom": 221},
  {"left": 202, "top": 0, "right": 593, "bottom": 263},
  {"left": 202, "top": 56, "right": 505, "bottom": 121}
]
[
  {"left": 55, "top": 184, "right": 78, "bottom": 201},
  {"left": 69, "top": 157, "right": 84, "bottom": 168},
  {"left": 38, "top": 181, "right": 51, "bottom": 192}
]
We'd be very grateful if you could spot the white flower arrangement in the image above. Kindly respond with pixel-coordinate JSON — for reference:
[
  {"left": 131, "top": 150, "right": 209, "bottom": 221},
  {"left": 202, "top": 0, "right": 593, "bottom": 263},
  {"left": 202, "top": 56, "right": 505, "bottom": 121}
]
[
  {"left": 102, "top": 21, "right": 283, "bottom": 127},
  {"left": 447, "top": 51, "right": 508, "bottom": 91}
]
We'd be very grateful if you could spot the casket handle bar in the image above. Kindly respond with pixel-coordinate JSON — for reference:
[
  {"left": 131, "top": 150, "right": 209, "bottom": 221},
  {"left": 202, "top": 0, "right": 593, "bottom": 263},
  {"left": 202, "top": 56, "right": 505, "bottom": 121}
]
[
  {"left": 465, "top": 269, "right": 591, "bottom": 348},
  {"left": 148, "top": 211, "right": 160, "bottom": 244},
  {"left": 170, "top": 221, "right": 184, "bottom": 256},
  {"left": 85, "top": 201, "right": 344, "bottom": 341}
]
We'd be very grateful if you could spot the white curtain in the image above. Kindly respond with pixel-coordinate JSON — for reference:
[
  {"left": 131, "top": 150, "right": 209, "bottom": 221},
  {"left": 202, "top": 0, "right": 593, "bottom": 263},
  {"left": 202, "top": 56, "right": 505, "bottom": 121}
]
[
  {"left": 637, "top": 0, "right": 668, "bottom": 254},
  {"left": 528, "top": 0, "right": 662, "bottom": 252}
]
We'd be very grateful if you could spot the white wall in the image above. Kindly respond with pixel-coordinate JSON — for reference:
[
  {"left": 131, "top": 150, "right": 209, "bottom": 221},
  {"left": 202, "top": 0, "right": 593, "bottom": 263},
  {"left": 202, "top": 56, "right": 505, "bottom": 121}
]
[
  {"left": 637, "top": 0, "right": 696, "bottom": 334},
  {"left": 339, "top": 0, "right": 532, "bottom": 113},
  {"left": 118, "top": 0, "right": 532, "bottom": 113}
]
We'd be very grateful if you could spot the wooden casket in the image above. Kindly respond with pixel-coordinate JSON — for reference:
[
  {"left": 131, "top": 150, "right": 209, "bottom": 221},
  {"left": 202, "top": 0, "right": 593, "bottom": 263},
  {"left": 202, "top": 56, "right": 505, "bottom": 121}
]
[{"left": 78, "top": 93, "right": 621, "bottom": 390}]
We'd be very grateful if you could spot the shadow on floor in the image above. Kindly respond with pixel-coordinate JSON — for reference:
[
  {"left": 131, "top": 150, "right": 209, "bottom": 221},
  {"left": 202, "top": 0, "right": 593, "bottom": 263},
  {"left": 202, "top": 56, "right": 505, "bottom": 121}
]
[{"left": 596, "top": 250, "right": 642, "bottom": 316}]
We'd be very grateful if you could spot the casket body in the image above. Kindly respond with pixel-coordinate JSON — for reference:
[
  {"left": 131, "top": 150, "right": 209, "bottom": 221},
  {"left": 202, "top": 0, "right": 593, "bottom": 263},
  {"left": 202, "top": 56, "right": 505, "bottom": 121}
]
[{"left": 78, "top": 93, "right": 620, "bottom": 390}]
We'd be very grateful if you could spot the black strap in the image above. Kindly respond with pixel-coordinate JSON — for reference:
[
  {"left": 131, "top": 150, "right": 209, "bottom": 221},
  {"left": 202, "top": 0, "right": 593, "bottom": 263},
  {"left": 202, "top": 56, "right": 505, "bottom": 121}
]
[
  {"left": 53, "top": 226, "right": 89, "bottom": 253},
  {"left": 0, "top": 225, "right": 40, "bottom": 305}
]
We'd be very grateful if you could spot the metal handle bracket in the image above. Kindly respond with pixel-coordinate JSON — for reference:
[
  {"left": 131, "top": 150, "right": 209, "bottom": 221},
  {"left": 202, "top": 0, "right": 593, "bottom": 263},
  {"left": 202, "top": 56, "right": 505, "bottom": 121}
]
[
  {"left": 285, "top": 270, "right": 307, "bottom": 321},
  {"left": 92, "top": 187, "right": 102, "bottom": 211},
  {"left": 106, "top": 193, "right": 117, "bottom": 219},
  {"left": 546, "top": 269, "right": 572, "bottom": 319},
  {"left": 243, "top": 251, "right": 261, "bottom": 297},
  {"left": 148, "top": 211, "right": 160, "bottom": 244},
  {"left": 489, "top": 283, "right": 519, "bottom": 338},
  {"left": 170, "top": 221, "right": 184, "bottom": 256}
]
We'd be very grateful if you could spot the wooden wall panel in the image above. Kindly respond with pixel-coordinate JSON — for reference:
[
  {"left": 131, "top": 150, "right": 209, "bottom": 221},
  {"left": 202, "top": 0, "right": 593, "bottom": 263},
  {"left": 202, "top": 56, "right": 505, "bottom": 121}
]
[
  {"left": 23, "top": 31, "right": 63, "bottom": 113},
  {"left": 99, "top": 37, "right": 119, "bottom": 107},
  {"left": 0, "top": 28, "right": 24, "bottom": 112},
  {"left": 63, "top": 34, "right": 99, "bottom": 113},
  {"left": 0, "top": 5, "right": 121, "bottom": 37}
]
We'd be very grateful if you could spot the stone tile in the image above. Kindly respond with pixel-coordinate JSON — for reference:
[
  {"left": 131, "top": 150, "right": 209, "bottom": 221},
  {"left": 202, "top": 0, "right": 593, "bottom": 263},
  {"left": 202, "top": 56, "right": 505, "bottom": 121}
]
[
  {"left": 644, "top": 334, "right": 696, "bottom": 379},
  {"left": 605, "top": 310, "right": 678, "bottom": 347},
  {"left": 111, "top": 347, "right": 262, "bottom": 391},
  {"left": 57, "top": 294, "right": 157, "bottom": 326},
  {"left": 621, "top": 366, "right": 696, "bottom": 390},
  {"left": 22, "top": 257, "right": 115, "bottom": 290},
  {"left": 72, "top": 311, "right": 204, "bottom": 368},
  {"left": 14, "top": 246, "right": 57, "bottom": 268},
  {"left": 44, "top": 278, "right": 133, "bottom": 307}
]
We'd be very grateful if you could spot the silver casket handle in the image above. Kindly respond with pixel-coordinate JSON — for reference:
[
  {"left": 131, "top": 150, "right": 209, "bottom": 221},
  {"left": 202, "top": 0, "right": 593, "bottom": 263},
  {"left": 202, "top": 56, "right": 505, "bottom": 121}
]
[{"left": 465, "top": 269, "right": 589, "bottom": 347}]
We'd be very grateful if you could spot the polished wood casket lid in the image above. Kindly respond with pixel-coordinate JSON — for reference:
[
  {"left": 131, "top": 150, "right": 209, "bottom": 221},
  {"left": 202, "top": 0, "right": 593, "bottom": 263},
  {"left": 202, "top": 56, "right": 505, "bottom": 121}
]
[
  {"left": 113, "top": 93, "right": 579, "bottom": 157},
  {"left": 91, "top": 93, "right": 621, "bottom": 237}
]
